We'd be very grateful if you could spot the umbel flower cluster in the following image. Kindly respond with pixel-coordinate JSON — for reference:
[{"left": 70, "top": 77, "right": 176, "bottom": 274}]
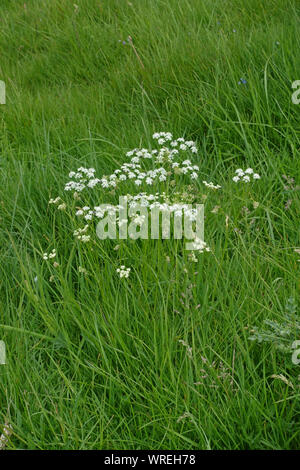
[
  {"left": 116, "top": 266, "right": 131, "bottom": 278},
  {"left": 232, "top": 168, "right": 260, "bottom": 183},
  {"left": 62, "top": 133, "right": 217, "bottom": 249},
  {"left": 47, "top": 132, "right": 261, "bottom": 277},
  {"left": 65, "top": 132, "right": 202, "bottom": 193}
]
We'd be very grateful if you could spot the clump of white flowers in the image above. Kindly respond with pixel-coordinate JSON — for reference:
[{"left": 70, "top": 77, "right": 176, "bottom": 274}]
[
  {"left": 203, "top": 181, "right": 221, "bottom": 190},
  {"left": 191, "top": 238, "right": 211, "bottom": 253},
  {"left": 65, "top": 167, "right": 100, "bottom": 192},
  {"left": 49, "top": 197, "right": 66, "bottom": 210},
  {"left": 57, "top": 202, "right": 66, "bottom": 211},
  {"left": 61, "top": 133, "right": 207, "bottom": 245},
  {"left": 152, "top": 132, "right": 197, "bottom": 154},
  {"left": 232, "top": 168, "right": 260, "bottom": 183},
  {"left": 116, "top": 266, "right": 131, "bottom": 278},
  {"left": 42, "top": 249, "right": 56, "bottom": 260},
  {"left": 49, "top": 197, "right": 62, "bottom": 205},
  {"left": 188, "top": 252, "right": 198, "bottom": 262},
  {"left": 64, "top": 133, "right": 200, "bottom": 193},
  {"left": 75, "top": 203, "right": 122, "bottom": 222},
  {"left": 74, "top": 225, "right": 90, "bottom": 242},
  {"left": 52, "top": 133, "right": 263, "bottom": 254}
]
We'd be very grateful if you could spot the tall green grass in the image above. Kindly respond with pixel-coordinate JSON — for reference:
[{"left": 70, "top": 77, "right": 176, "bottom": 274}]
[{"left": 0, "top": 0, "right": 299, "bottom": 449}]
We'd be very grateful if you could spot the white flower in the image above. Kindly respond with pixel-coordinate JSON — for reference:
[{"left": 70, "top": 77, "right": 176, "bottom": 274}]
[
  {"left": 42, "top": 249, "right": 56, "bottom": 260},
  {"left": 74, "top": 225, "right": 90, "bottom": 242},
  {"left": 80, "top": 235, "right": 90, "bottom": 243},
  {"left": 133, "top": 214, "right": 146, "bottom": 225},
  {"left": 87, "top": 179, "right": 100, "bottom": 188},
  {"left": 203, "top": 181, "right": 221, "bottom": 190},
  {"left": 233, "top": 168, "right": 261, "bottom": 183},
  {"left": 49, "top": 249, "right": 56, "bottom": 259},
  {"left": 192, "top": 238, "right": 211, "bottom": 253},
  {"left": 49, "top": 197, "right": 61, "bottom": 205},
  {"left": 188, "top": 252, "right": 198, "bottom": 262},
  {"left": 116, "top": 266, "right": 131, "bottom": 278}
]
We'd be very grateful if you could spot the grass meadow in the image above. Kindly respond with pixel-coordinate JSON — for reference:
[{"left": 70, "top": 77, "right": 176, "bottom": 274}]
[{"left": 0, "top": 0, "right": 299, "bottom": 450}]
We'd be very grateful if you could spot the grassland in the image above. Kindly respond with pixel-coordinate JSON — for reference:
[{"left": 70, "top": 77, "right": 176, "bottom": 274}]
[{"left": 0, "top": 0, "right": 299, "bottom": 450}]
